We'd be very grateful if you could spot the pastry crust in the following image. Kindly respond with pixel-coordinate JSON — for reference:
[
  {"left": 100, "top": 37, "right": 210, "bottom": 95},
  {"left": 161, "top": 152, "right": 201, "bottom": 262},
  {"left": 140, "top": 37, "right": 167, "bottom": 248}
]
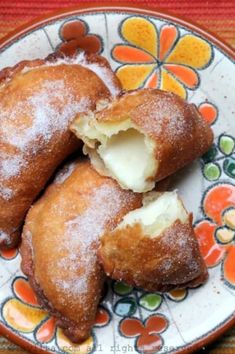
[
  {"left": 0, "top": 51, "right": 121, "bottom": 248},
  {"left": 20, "top": 160, "right": 142, "bottom": 343},
  {"left": 98, "top": 192, "right": 208, "bottom": 292},
  {"left": 71, "top": 89, "right": 213, "bottom": 192}
]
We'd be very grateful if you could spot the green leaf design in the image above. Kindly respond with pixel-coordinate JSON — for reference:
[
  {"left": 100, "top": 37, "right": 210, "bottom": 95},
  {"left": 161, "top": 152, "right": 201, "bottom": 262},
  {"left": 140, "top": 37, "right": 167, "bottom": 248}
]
[
  {"left": 219, "top": 135, "right": 235, "bottom": 155},
  {"left": 202, "top": 144, "right": 218, "bottom": 163},
  {"left": 203, "top": 163, "right": 221, "bottom": 181},
  {"left": 114, "top": 297, "right": 137, "bottom": 317},
  {"left": 113, "top": 281, "right": 133, "bottom": 296},
  {"left": 224, "top": 158, "right": 235, "bottom": 178},
  {"left": 139, "top": 293, "right": 162, "bottom": 311}
]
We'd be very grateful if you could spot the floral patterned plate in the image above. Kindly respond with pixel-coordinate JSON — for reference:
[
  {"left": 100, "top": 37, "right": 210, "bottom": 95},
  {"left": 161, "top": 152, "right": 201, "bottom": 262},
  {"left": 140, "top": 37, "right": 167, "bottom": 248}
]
[{"left": 0, "top": 4, "right": 234, "bottom": 354}]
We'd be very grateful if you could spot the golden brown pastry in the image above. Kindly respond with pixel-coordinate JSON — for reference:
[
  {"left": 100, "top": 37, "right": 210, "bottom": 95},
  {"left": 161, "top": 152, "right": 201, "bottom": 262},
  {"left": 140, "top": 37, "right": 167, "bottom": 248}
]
[
  {"left": 20, "top": 160, "right": 142, "bottom": 343},
  {"left": 71, "top": 88, "right": 213, "bottom": 193},
  {"left": 0, "top": 52, "right": 121, "bottom": 249},
  {"left": 98, "top": 191, "right": 208, "bottom": 292}
]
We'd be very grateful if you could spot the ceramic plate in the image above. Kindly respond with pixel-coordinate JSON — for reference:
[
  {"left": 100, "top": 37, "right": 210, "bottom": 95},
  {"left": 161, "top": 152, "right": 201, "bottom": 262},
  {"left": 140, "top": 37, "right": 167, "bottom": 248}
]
[{"left": 0, "top": 4, "right": 234, "bottom": 354}]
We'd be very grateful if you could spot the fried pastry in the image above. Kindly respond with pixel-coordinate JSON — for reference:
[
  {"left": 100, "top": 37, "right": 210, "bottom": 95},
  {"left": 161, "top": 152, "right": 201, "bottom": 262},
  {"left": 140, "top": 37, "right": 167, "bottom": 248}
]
[
  {"left": 20, "top": 160, "right": 142, "bottom": 343},
  {"left": 98, "top": 191, "right": 208, "bottom": 292},
  {"left": 71, "top": 88, "right": 213, "bottom": 193},
  {"left": 0, "top": 51, "right": 121, "bottom": 248}
]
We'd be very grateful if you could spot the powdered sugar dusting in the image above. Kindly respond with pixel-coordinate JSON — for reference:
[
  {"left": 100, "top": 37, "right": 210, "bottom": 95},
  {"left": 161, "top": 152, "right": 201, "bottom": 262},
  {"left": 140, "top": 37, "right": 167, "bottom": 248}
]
[
  {"left": 158, "top": 222, "right": 201, "bottom": 281},
  {"left": 0, "top": 155, "right": 26, "bottom": 178},
  {"left": 0, "top": 154, "right": 26, "bottom": 200},
  {"left": 78, "top": 60, "right": 119, "bottom": 97},
  {"left": 0, "top": 186, "right": 13, "bottom": 201},
  {"left": 51, "top": 52, "right": 119, "bottom": 97},
  {"left": 55, "top": 182, "right": 133, "bottom": 299},
  {"left": 1, "top": 80, "right": 89, "bottom": 153},
  {"left": 0, "top": 79, "right": 90, "bottom": 198},
  {"left": 77, "top": 53, "right": 120, "bottom": 97},
  {"left": 23, "top": 52, "right": 119, "bottom": 97},
  {"left": 134, "top": 92, "right": 193, "bottom": 143}
]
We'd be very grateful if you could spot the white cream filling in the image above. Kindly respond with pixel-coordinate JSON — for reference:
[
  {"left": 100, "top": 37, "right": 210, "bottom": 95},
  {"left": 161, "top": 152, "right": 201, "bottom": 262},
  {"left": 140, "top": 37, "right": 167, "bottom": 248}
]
[
  {"left": 117, "top": 191, "right": 188, "bottom": 237},
  {"left": 97, "top": 129, "right": 157, "bottom": 192},
  {"left": 71, "top": 116, "right": 157, "bottom": 192}
]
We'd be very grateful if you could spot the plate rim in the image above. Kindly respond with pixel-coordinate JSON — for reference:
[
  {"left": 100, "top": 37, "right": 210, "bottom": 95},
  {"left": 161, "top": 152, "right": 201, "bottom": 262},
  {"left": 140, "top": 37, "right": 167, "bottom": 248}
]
[
  {"left": 0, "top": 2, "right": 234, "bottom": 59},
  {"left": 0, "top": 3, "right": 234, "bottom": 354}
]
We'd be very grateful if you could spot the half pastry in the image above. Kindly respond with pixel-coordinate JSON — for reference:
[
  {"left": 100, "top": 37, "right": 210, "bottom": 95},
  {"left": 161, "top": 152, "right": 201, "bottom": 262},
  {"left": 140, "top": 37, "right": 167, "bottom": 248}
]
[
  {"left": 98, "top": 191, "right": 208, "bottom": 292},
  {"left": 20, "top": 160, "right": 142, "bottom": 343},
  {"left": 0, "top": 51, "right": 120, "bottom": 248},
  {"left": 71, "top": 88, "right": 213, "bottom": 193}
]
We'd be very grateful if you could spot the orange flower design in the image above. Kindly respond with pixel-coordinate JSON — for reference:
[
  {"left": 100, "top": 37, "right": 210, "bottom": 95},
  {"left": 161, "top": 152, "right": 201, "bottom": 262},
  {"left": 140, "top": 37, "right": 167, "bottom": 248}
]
[
  {"left": 57, "top": 20, "right": 102, "bottom": 56},
  {"left": 195, "top": 183, "right": 235, "bottom": 288},
  {"left": 95, "top": 305, "right": 111, "bottom": 327},
  {"left": 119, "top": 314, "right": 168, "bottom": 354},
  {"left": 112, "top": 17, "right": 213, "bottom": 98},
  {"left": 0, "top": 247, "right": 18, "bottom": 260},
  {"left": 2, "top": 277, "right": 50, "bottom": 335},
  {"left": 198, "top": 102, "right": 218, "bottom": 125},
  {"left": 2, "top": 277, "right": 112, "bottom": 353}
]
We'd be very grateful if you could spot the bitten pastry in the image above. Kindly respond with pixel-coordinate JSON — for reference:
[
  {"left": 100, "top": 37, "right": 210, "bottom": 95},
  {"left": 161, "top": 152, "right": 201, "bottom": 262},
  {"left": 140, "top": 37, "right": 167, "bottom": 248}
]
[
  {"left": 0, "top": 51, "right": 121, "bottom": 248},
  {"left": 98, "top": 191, "right": 208, "bottom": 292},
  {"left": 71, "top": 89, "right": 213, "bottom": 193},
  {"left": 20, "top": 160, "right": 142, "bottom": 343}
]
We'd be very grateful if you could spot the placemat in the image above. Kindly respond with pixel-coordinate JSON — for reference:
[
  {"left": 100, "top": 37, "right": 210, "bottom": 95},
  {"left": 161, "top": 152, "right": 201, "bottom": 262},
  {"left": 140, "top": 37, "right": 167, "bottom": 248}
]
[{"left": 0, "top": 1, "right": 234, "bottom": 353}]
